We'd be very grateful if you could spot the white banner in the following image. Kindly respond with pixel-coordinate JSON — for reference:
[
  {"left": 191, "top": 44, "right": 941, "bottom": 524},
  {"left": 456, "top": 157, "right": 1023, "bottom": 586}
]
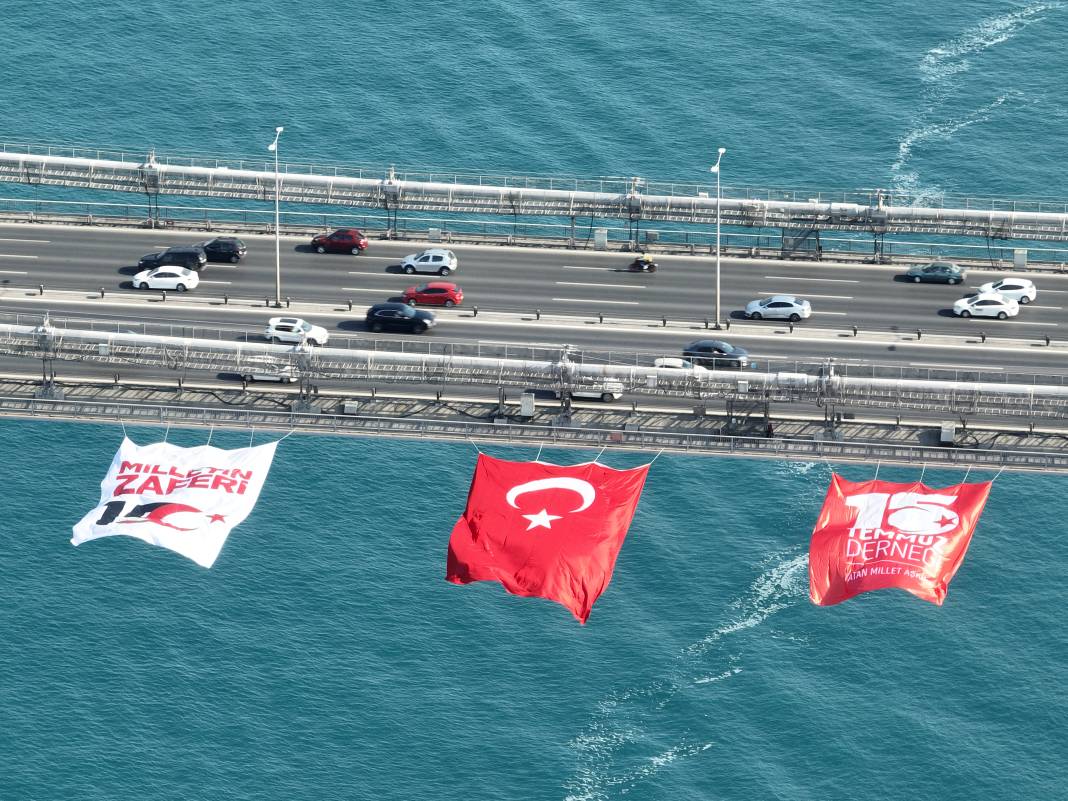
[{"left": 72, "top": 437, "right": 278, "bottom": 568}]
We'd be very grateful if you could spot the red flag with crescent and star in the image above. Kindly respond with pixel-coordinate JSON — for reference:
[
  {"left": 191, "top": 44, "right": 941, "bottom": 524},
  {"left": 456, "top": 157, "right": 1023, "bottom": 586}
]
[
  {"left": 446, "top": 454, "right": 650, "bottom": 623},
  {"left": 809, "top": 474, "right": 992, "bottom": 606}
]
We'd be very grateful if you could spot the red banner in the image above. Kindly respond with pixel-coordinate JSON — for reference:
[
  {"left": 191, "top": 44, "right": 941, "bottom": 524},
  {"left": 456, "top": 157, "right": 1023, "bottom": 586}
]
[
  {"left": 446, "top": 454, "right": 649, "bottom": 623},
  {"left": 809, "top": 474, "right": 991, "bottom": 606}
]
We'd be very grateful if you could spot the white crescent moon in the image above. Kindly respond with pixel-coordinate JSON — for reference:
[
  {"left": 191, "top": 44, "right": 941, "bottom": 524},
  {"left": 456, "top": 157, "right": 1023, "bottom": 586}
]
[{"left": 506, "top": 477, "right": 596, "bottom": 512}]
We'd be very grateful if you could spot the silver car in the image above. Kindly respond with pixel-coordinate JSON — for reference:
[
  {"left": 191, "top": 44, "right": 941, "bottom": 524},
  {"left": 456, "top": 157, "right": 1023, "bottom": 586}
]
[
  {"left": 744, "top": 295, "right": 811, "bottom": 322},
  {"left": 401, "top": 248, "right": 458, "bottom": 276}
]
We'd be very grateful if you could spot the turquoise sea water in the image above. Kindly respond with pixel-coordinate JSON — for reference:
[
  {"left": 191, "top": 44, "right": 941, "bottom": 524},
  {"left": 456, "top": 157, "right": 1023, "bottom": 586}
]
[{"left": 2, "top": 2, "right": 1067, "bottom": 799}]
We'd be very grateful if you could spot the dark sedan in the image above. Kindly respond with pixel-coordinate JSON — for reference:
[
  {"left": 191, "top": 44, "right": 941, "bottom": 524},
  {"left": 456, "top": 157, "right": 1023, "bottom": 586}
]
[
  {"left": 682, "top": 339, "right": 750, "bottom": 369},
  {"left": 199, "top": 236, "right": 247, "bottom": 263},
  {"left": 905, "top": 261, "right": 965, "bottom": 284},
  {"left": 366, "top": 302, "right": 437, "bottom": 334}
]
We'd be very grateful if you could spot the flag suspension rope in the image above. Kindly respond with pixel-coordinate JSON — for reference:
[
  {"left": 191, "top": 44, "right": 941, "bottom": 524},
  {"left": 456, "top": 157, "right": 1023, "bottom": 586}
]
[
  {"left": 919, "top": 463, "right": 927, "bottom": 483},
  {"left": 206, "top": 425, "right": 214, "bottom": 447}
]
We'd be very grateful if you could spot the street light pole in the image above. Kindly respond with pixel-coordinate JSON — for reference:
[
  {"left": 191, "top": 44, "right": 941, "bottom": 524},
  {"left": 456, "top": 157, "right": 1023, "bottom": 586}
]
[
  {"left": 710, "top": 147, "right": 726, "bottom": 328},
  {"left": 268, "top": 126, "right": 284, "bottom": 307}
]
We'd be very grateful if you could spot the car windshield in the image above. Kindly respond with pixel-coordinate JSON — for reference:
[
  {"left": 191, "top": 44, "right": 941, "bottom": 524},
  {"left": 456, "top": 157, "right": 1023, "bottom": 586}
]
[{"left": 299, "top": 321, "right": 313, "bottom": 332}]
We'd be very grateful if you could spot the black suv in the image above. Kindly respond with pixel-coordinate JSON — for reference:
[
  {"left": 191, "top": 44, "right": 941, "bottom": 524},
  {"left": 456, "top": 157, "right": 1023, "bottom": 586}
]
[
  {"left": 682, "top": 339, "right": 750, "bottom": 369},
  {"left": 366, "top": 302, "right": 437, "bottom": 334},
  {"left": 138, "top": 246, "right": 208, "bottom": 271},
  {"left": 199, "top": 237, "right": 247, "bottom": 263}
]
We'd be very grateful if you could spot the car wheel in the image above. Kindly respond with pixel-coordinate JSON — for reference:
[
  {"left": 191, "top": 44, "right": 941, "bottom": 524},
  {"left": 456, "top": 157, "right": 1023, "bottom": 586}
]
[
  {"left": 404, "top": 265, "right": 416, "bottom": 274},
  {"left": 949, "top": 278, "right": 959, "bottom": 285},
  {"left": 242, "top": 374, "right": 254, "bottom": 382},
  {"left": 601, "top": 392, "right": 614, "bottom": 403},
  {"left": 316, "top": 245, "right": 326, "bottom": 254},
  {"left": 407, "top": 299, "right": 417, "bottom": 307},
  {"left": 136, "top": 282, "right": 147, "bottom": 290},
  {"left": 351, "top": 247, "right": 361, "bottom": 255},
  {"left": 912, "top": 276, "right": 921, "bottom": 283},
  {"left": 997, "top": 311, "right": 1008, "bottom": 320},
  {"left": 750, "top": 312, "right": 762, "bottom": 320},
  {"left": 230, "top": 255, "right": 240, "bottom": 263},
  {"left": 731, "top": 361, "right": 741, "bottom": 369},
  {"left": 444, "top": 299, "right": 455, "bottom": 308},
  {"left": 1020, "top": 296, "right": 1030, "bottom": 304},
  {"left": 789, "top": 313, "right": 801, "bottom": 322},
  {"left": 283, "top": 376, "right": 294, "bottom": 384},
  {"left": 960, "top": 310, "right": 971, "bottom": 318},
  {"left": 414, "top": 323, "right": 428, "bottom": 334},
  {"left": 439, "top": 267, "right": 451, "bottom": 276},
  {"left": 370, "top": 323, "right": 383, "bottom": 333},
  {"left": 176, "top": 283, "right": 187, "bottom": 292}
]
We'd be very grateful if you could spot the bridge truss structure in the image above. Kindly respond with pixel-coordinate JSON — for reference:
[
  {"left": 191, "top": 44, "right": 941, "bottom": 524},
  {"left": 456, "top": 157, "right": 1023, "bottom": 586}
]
[{"left": 2, "top": 145, "right": 1068, "bottom": 244}]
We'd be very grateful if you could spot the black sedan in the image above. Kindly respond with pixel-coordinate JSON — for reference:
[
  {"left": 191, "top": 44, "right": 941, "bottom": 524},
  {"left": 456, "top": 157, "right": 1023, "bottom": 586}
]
[
  {"left": 682, "top": 339, "right": 750, "bottom": 369},
  {"left": 199, "top": 236, "right": 247, "bottom": 263},
  {"left": 366, "top": 302, "right": 437, "bottom": 334}
]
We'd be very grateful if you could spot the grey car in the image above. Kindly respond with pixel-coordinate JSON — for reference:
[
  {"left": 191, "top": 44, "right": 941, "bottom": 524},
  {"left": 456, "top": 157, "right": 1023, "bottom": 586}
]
[{"left": 905, "top": 261, "right": 965, "bottom": 284}]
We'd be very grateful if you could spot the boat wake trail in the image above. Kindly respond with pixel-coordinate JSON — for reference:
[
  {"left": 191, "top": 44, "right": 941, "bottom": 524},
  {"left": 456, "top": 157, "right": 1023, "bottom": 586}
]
[
  {"left": 890, "top": 2, "right": 1062, "bottom": 200},
  {"left": 562, "top": 549, "right": 810, "bottom": 801}
]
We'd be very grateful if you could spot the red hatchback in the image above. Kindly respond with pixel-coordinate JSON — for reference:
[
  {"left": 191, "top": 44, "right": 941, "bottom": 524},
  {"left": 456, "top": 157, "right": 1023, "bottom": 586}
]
[
  {"left": 311, "top": 228, "right": 368, "bottom": 254},
  {"left": 402, "top": 281, "right": 463, "bottom": 307}
]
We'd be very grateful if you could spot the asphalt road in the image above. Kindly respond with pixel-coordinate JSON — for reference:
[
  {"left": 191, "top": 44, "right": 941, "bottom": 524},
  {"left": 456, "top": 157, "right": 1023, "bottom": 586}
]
[{"left": 1, "top": 222, "right": 1066, "bottom": 376}]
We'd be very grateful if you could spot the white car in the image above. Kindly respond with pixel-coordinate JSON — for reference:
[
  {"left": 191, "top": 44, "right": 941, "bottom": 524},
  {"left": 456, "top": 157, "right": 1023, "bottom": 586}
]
[
  {"left": 401, "top": 248, "right": 458, "bottom": 276},
  {"left": 744, "top": 295, "right": 811, "bottom": 321},
  {"left": 132, "top": 267, "right": 200, "bottom": 292},
  {"left": 241, "top": 359, "right": 296, "bottom": 383},
  {"left": 978, "top": 278, "right": 1036, "bottom": 304},
  {"left": 653, "top": 357, "right": 709, "bottom": 376},
  {"left": 953, "top": 292, "right": 1019, "bottom": 319},
  {"left": 264, "top": 316, "right": 329, "bottom": 346}
]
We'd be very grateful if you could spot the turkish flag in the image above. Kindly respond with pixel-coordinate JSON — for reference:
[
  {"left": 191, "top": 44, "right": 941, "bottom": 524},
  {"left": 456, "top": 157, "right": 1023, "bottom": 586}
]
[
  {"left": 446, "top": 454, "right": 649, "bottom": 623},
  {"left": 809, "top": 474, "right": 991, "bottom": 606}
]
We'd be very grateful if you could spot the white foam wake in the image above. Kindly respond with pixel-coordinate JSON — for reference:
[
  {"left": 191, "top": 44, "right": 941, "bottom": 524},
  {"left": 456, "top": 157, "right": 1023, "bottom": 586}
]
[
  {"left": 890, "top": 2, "right": 1062, "bottom": 200},
  {"left": 562, "top": 550, "right": 809, "bottom": 801}
]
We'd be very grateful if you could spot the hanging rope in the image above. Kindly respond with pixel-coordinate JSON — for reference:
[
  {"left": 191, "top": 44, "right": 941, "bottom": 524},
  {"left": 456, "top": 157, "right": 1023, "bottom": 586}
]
[
  {"left": 120, "top": 419, "right": 127, "bottom": 440},
  {"left": 163, "top": 422, "right": 171, "bottom": 443},
  {"left": 470, "top": 438, "right": 482, "bottom": 455},
  {"left": 991, "top": 465, "right": 1007, "bottom": 482},
  {"left": 535, "top": 443, "right": 543, "bottom": 462},
  {"left": 648, "top": 448, "right": 665, "bottom": 465},
  {"left": 873, "top": 461, "right": 881, "bottom": 481},
  {"left": 593, "top": 445, "right": 607, "bottom": 463},
  {"left": 919, "top": 463, "right": 926, "bottom": 483},
  {"left": 206, "top": 425, "right": 214, "bottom": 447},
  {"left": 276, "top": 429, "right": 296, "bottom": 443},
  {"left": 962, "top": 465, "right": 972, "bottom": 483},
  {"left": 249, "top": 427, "right": 255, "bottom": 448}
]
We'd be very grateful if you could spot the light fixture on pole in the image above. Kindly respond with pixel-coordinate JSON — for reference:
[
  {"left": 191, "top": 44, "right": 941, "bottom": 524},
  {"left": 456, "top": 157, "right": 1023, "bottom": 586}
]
[
  {"left": 710, "top": 147, "right": 727, "bottom": 328},
  {"left": 267, "top": 126, "right": 284, "bottom": 307}
]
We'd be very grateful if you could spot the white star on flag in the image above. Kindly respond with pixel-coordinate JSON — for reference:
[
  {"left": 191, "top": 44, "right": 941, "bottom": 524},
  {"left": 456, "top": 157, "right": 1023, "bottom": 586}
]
[{"left": 522, "top": 508, "right": 562, "bottom": 530}]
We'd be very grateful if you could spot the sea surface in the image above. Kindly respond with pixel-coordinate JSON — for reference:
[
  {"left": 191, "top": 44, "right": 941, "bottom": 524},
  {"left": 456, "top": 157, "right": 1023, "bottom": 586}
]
[{"left": 1, "top": 2, "right": 1066, "bottom": 799}]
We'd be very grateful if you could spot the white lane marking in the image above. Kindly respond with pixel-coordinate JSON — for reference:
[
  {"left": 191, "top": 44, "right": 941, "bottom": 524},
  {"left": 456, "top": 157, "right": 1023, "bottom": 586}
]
[
  {"left": 342, "top": 287, "right": 400, "bottom": 292},
  {"left": 910, "top": 363, "right": 1004, "bottom": 370},
  {"left": 1028, "top": 305, "right": 1063, "bottom": 310},
  {"left": 562, "top": 265, "right": 609, "bottom": 271},
  {"left": 758, "top": 291, "right": 853, "bottom": 300},
  {"left": 1036, "top": 289, "right": 1068, "bottom": 294},
  {"left": 810, "top": 311, "right": 849, "bottom": 315},
  {"left": 0, "top": 270, "right": 29, "bottom": 274},
  {"left": 556, "top": 281, "right": 645, "bottom": 289},
  {"left": 0, "top": 238, "right": 49, "bottom": 243},
  {"left": 351, "top": 255, "right": 399, "bottom": 260},
  {"left": 552, "top": 297, "right": 641, "bottom": 305},
  {"left": 1002, "top": 320, "right": 1058, "bottom": 326},
  {"left": 347, "top": 271, "right": 407, "bottom": 277},
  {"left": 199, "top": 280, "right": 232, "bottom": 285},
  {"left": 763, "top": 275, "right": 859, "bottom": 283},
  {"left": 0, "top": 254, "right": 38, "bottom": 259}
]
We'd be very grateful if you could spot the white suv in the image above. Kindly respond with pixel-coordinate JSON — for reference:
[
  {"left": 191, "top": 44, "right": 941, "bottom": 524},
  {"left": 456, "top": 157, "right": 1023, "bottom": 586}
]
[
  {"left": 264, "top": 317, "right": 329, "bottom": 346},
  {"left": 401, "top": 248, "right": 458, "bottom": 276}
]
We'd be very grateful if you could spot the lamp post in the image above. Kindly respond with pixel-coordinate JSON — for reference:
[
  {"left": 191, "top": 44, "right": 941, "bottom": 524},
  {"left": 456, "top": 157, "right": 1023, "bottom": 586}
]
[
  {"left": 267, "top": 126, "right": 284, "bottom": 307},
  {"left": 710, "top": 147, "right": 726, "bottom": 328}
]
